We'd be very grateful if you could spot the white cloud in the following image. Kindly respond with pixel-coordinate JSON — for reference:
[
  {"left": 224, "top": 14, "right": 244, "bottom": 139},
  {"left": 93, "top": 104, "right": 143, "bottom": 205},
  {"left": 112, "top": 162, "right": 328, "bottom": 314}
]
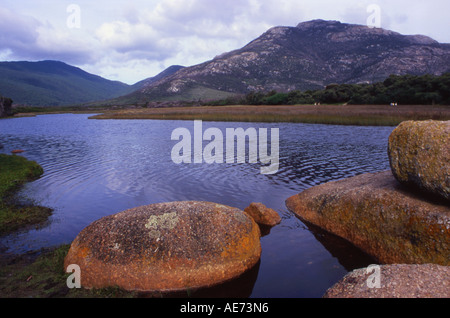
[
  {"left": 80, "top": 56, "right": 163, "bottom": 86},
  {"left": 95, "top": 20, "right": 176, "bottom": 56},
  {"left": 0, "top": 6, "right": 98, "bottom": 64}
]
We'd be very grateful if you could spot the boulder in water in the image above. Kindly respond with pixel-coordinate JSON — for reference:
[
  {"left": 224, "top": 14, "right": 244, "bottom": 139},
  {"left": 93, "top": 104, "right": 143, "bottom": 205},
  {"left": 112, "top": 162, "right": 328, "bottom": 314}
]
[
  {"left": 64, "top": 201, "right": 261, "bottom": 293},
  {"left": 244, "top": 202, "right": 281, "bottom": 227},
  {"left": 286, "top": 171, "right": 450, "bottom": 265}
]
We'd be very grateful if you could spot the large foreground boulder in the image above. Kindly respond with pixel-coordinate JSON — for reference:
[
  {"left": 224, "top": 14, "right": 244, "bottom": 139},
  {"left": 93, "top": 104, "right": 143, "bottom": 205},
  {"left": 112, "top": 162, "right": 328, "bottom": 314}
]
[
  {"left": 388, "top": 120, "right": 449, "bottom": 201},
  {"left": 285, "top": 171, "right": 450, "bottom": 265},
  {"left": 324, "top": 264, "right": 450, "bottom": 298},
  {"left": 64, "top": 201, "right": 261, "bottom": 292}
]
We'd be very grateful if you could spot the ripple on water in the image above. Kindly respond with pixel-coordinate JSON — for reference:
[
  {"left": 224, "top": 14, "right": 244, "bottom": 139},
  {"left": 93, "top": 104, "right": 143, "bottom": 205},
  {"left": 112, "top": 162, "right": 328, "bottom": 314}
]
[{"left": 0, "top": 115, "right": 393, "bottom": 297}]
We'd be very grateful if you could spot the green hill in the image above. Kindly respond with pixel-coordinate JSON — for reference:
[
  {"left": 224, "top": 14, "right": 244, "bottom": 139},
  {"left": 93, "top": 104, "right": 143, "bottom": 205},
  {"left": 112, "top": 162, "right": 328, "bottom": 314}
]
[{"left": 0, "top": 60, "right": 133, "bottom": 106}]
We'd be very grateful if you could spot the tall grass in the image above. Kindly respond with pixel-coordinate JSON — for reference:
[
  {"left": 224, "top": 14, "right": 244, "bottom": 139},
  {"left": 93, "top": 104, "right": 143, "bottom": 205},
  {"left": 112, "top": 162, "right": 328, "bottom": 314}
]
[{"left": 90, "top": 104, "right": 450, "bottom": 126}]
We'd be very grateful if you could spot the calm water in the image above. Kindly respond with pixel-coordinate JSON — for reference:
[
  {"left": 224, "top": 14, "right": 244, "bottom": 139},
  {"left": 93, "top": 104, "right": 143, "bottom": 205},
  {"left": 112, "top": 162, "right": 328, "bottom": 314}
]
[{"left": 0, "top": 114, "right": 394, "bottom": 298}]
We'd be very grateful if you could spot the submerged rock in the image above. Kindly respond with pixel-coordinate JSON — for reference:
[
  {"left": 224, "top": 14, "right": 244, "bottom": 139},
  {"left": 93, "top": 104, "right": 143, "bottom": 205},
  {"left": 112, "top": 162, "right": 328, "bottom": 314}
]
[
  {"left": 323, "top": 264, "right": 450, "bottom": 298},
  {"left": 285, "top": 171, "right": 450, "bottom": 265},
  {"left": 244, "top": 202, "right": 281, "bottom": 227},
  {"left": 388, "top": 120, "right": 449, "bottom": 201},
  {"left": 64, "top": 201, "right": 261, "bottom": 293}
]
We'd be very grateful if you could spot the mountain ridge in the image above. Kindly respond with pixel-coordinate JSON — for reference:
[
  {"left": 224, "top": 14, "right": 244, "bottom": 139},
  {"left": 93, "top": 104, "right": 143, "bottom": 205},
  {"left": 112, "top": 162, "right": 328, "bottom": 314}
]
[
  {"left": 0, "top": 60, "right": 133, "bottom": 106},
  {"left": 0, "top": 61, "right": 183, "bottom": 106},
  {"left": 2, "top": 20, "right": 449, "bottom": 106},
  {"left": 131, "top": 65, "right": 185, "bottom": 91},
  {"left": 127, "top": 19, "right": 450, "bottom": 103}
]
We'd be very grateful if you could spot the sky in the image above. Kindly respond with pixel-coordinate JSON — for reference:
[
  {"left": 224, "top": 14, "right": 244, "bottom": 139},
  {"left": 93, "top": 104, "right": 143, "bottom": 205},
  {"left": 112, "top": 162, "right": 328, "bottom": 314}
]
[{"left": 1, "top": 0, "right": 449, "bottom": 85}]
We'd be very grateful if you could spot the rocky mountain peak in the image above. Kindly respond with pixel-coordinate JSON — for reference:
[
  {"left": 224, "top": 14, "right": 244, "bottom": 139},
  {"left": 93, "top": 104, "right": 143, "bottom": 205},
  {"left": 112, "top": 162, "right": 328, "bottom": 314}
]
[
  {"left": 296, "top": 19, "right": 343, "bottom": 30},
  {"left": 122, "top": 20, "right": 450, "bottom": 103}
]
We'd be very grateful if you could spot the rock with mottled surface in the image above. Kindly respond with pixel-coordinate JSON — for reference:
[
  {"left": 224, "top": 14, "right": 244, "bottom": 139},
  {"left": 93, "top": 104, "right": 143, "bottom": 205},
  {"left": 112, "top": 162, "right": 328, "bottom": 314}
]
[
  {"left": 285, "top": 171, "right": 450, "bottom": 265},
  {"left": 64, "top": 201, "right": 261, "bottom": 292},
  {"left": 324, "top": 264, "right": 450, "bottom": 298},
  {"left": 388, "top": 120, "right": 450, "bottom": 201},
  {"left": 244, "top": 202, "right": 281, "bottom": 227}
]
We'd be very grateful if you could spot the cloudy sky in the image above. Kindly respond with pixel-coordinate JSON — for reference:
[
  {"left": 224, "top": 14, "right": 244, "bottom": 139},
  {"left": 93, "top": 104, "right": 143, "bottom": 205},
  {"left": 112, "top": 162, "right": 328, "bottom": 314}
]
[{"left": 1, "top": 0, "right": 449, "bottom": 84}]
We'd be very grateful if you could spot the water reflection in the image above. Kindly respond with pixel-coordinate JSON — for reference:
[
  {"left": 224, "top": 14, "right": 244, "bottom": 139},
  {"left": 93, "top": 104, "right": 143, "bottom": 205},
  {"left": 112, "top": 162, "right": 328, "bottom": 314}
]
[
  {"left": 141, "top": 261, "right": 261, "bottom": 298},
  {"left": 301, "top": 221, "right": 379, "bottom": 271}
]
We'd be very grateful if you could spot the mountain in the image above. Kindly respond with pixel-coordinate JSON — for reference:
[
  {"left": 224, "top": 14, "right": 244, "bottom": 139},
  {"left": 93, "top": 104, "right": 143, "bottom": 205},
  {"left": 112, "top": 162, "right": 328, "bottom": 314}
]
[
  {"left": 0, "top": 60, "right": 134, "bottom": 106},
  {"left": 127, "top": 20, "right": 450, "bottom": 103},
  {"left": 90, "top": 65, "right": 187, "bottom": 106},
  {"left": 130, "top": 65, "right": 185, "bottom": 91}
]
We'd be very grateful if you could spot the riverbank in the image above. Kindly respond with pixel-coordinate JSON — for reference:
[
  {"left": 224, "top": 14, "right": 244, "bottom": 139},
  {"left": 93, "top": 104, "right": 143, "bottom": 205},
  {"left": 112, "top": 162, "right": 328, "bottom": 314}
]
[
  {"left": 0, "top": 154, "right": 52, "bottom": 235},
  {"left": 0, "top": 114, "right": 447, "bottom": 299},
  {"left": 89, "top": 104, "right": 450, "bottom": 126},
  {"left": 0, "top": 154, "right": 132, "bottom": 297},
  {"left": 0, "top": 244, "right": 140, "bottom": 298},
  {"left": 9, "top": 104, "right": 450, "bottom": 126}
]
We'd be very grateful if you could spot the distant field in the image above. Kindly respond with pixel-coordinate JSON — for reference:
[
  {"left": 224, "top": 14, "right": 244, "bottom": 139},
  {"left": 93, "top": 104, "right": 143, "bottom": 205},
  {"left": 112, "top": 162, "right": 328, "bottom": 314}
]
[{"left": 88, "top": 104, "right": 450, "bottom": 126}]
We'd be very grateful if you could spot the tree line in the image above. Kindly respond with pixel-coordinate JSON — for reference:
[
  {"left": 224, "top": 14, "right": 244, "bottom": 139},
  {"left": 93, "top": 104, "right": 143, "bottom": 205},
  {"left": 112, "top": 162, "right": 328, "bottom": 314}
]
[{"left": 207, "top": 73, "right": 450, "bottom": 106}]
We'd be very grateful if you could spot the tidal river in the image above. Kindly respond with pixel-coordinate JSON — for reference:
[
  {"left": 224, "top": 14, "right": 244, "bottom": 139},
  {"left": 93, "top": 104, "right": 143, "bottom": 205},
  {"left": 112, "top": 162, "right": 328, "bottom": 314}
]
[{"left": 0, "top": 113, "right": 394, "bottom": 298}]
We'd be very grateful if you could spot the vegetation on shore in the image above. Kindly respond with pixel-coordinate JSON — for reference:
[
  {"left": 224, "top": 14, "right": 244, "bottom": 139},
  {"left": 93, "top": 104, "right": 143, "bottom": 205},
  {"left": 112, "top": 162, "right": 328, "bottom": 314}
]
[
  {"left": 9, "top": 74, "right": 449, "bottom": 126},
  {"left": 90, "top": 104, "right": 450, "bottom": 126},
  {"left": 208, "top": 73, "right": 450, "bottom": 106},
  {"left": 0, "top": 245, "right": 138, "bottom": 298},
  {"left": 0, "top": 155, "right": 134, "bottom": 297},
  {"left": 0, "top": 154, "right": 52, "bottom": 235},
  {"left": 9, "top": 105, "right": 113, "bottom": 117}
]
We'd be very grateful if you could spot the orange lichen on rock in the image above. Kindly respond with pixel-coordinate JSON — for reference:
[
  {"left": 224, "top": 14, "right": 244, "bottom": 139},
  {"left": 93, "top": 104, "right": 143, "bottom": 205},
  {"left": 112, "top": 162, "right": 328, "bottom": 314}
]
[
  {"left": 286, "top": 171, "right": 450, "bottom": 265},
  {"left": 388, "top": 120, "right": 449, "bottom": 201},
  {"left": 244, "top": 202, "right": 281, "bottom": 227},
  {"left": 64, "top": 201, "right": 261, "bottom": 293}
]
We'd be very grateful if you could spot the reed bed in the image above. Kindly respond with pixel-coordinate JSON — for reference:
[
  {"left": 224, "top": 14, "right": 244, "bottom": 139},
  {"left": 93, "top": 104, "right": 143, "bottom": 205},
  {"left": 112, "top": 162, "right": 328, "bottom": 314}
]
[{"left": 90, "top": 104, "right": 450, "bottom": 126}]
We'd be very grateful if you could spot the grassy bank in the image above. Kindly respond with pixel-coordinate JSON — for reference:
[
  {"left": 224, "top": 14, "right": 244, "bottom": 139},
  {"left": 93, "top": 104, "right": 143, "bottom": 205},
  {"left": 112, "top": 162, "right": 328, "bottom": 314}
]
[
  {"left": 0, "top": 154, "right": 52, "bottom": 235},
  {"left": 89, "top": 104, "right": 450, "bottom": 126},
  {"left": 0, "top": 245, "right": 138, "bottom": 298},
  {"left": 0, "top": 155, "right": 134, "bottom": 297},
  {"left": 8, "top": 105, "right": 111, "bottom": 118}
]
